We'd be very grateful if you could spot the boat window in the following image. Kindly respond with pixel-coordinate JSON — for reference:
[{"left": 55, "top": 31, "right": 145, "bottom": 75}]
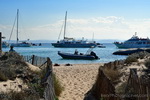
[{"left": 137, "top": 42, "right": 142, "bottom": 44}]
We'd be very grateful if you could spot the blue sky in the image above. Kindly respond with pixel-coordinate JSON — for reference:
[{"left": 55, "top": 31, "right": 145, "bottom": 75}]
[{"left": 1, "top": 0, "right": 150, "bottom": 41}]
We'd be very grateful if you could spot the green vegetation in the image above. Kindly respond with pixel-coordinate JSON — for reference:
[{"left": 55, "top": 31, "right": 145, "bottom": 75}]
[
  {"left": 53, "top": 74, "right": 64, "bottom": 97},
  {"left": 137, "top": 51, "right": 150, "bottom": 59},
  {"left": 103, "top": 68, "right": 121, "bottom": 85},
  {"left": 116, "top": 82, "right": 127, "bottom": 94},
  {"left": 0, "top": 90, "right": 40, "bottom": 100},
  {"left": 0, "top": 70, "right": 8, "bottom": 81},
  {"left": 0, "top": 52, "right": 28, "bottom": 81},
  {"left": 125, "top": 51, "right": 150, "bottom": 64},
  {"left": 0, "top": 52, "right": 63, "bottom": 100},
  {"left": 145, "top": 59, "right": 150, "bottom": 69},
  {"left": 125, "top": 53, "right": 138, "bottom": 64}
]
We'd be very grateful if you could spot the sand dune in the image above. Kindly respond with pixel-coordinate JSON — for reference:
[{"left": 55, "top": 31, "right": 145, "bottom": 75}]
[{"left": 53, "top": 63, "right": 103, "bottom": 100}]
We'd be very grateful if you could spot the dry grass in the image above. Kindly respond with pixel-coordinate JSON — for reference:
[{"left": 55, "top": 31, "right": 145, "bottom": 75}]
[
  {"left": 53, "top": 73, "right": 64, "bottom": 97},
  {"left": 116, "top": 82, "right": 127, "bottom": 94},
  {"left": 145, "top": 59, "right": 150, "bottom": 69},
  {"left": 0, "top": 70, "right": 8, "bottom": 81},
  {"left": 0, "top": 89, "right": 40, "bottom": 100},
  {"left": 125, "top": 55, "right": 138, "bottom": 64},
  {"left": 39, "top": 65, "right": 64, "bottom": 97},
  {"left": 0, "top": 52, "right": 64, "bottom": 99},
  {"left": 125, "top": 51, "right": 150, "bottom": 64},
  {"left": 0, "top": 52, "right": 44, "bottom": 99},
  {"left": 103, "top": 68, "right": 121, "bottom": 85}
]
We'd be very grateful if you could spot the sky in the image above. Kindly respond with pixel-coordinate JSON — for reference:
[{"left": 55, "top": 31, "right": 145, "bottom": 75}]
[{"left": 1, "top": 0, "right": 150, "bottom": 41}]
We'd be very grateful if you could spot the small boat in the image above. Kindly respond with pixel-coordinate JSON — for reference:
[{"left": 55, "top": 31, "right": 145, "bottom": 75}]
[
  {"left": 97, "top": 44, "right": 106, "bottom": 48},
  {"left": 10, "top": 9, "right": 32, "bottom": 47},
  {"left": 58, "top": 49, "right": 99, "bottom": 60},
  {"left": 11, "top": 41, "right": 32, "bottom": 47},
  {"left": 2, "top": 41, "right": 9, "bottom": 48},
  {"left": 51, "top": 11, "right": 97, "bottom": 48},
  {"left": 113, "top": 48, "right": 145, "bottom": 55},
  {"left": 114, "top": 32, "right": 150, "bottom": 49}
]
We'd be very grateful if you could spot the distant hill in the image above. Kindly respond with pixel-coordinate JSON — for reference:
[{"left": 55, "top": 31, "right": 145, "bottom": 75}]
[{"left": 4, "top": 39, "right": 124, "bottom": 43}]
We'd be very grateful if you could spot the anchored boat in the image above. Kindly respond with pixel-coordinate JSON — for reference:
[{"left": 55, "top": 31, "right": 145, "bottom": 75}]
[
  {"left": 10, "top": 9, "right": 32, "bottom": 47},
  {"left": 58, "top": 48, "right": 99, "bottom": 60},
  {"left": 2, "top": 41, "right": 9, "bottom": 48},
  {"left": 114, "top": 32, "right": 150, "bottom": 48},
  {"left": 51, "top": 11, "right": 97, "bottom": 48}
]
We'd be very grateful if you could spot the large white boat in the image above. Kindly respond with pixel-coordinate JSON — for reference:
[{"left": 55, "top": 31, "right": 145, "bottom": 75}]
[
  {"left": 114, "top": 33, "right": 150, "bottom": 48},
  {"left": 10, "top": 9, "right": 32, "bottom": 47},
  {"left": 51, "top": 11, "right": 97, "bottom": 48}
]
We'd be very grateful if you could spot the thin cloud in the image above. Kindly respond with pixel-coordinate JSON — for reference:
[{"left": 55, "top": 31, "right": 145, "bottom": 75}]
[{"left": 2, "top": 16, "right": 150, "bottom": 40}]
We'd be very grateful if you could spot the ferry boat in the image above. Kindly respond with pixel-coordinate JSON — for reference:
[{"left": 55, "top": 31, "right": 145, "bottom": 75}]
[
  {"left": 51, "top": 11, "right": 97, "bottom": 48},
  {"left": 114, "top": 33, "right": 150, "bottom": 48}
]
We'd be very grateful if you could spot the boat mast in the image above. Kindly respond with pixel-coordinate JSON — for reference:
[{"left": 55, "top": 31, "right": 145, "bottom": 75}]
[
  {"left": 17, "top": 9, "right": 19, "bottom": 43},
  {"left": 92, "top": 33, "right": 94, "bottom": 41},
  {"left": 64, "top": 11, "right": 67, "bottom": 39}
]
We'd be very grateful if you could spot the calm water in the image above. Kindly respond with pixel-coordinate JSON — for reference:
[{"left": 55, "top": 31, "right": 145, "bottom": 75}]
[{"left": 2, "top": 43, "right": 127, "bottom": 64}]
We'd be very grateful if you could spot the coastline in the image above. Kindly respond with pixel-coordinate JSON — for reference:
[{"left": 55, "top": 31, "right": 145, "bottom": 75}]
[{"left": 53, "top": 63, "right": 103, "bottom": 100}]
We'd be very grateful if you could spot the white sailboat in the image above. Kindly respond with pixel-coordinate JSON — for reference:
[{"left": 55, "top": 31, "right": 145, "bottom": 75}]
[
  {"left": 51, "top": 11, "right": 97, "bottom": 48},
  {"left": 10, "top": 9, "right": 32, "bottom": 47}
]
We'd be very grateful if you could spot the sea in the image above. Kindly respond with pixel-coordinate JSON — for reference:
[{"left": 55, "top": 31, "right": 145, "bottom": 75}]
[{"left": 2, "top": 43, "right": 127, "bottom": 64}]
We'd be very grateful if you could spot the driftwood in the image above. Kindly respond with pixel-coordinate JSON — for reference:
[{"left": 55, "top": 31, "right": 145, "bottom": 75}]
[{"left": 84, "top": 68, "right": 119, "bottom": 100}]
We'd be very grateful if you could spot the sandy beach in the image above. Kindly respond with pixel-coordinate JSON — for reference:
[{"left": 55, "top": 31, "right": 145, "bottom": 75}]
[{"left": 53, "top": 63, "right": 103, "bottom": 100}]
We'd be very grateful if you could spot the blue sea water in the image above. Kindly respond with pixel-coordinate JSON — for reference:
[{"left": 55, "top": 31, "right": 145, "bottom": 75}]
[{"left": 2, "top": 43, "right": 127, "bottom": 64}]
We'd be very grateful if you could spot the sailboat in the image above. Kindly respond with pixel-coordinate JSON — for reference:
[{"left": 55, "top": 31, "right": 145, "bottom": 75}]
[
  {"left": 51, "top": 11, "right": 97, "bottom": 48},
  {"left": 1, "top": 36, "right": 9, "bottom": 48},
  {"left": 2, "top": 41, "right": 9, "bottom": 48},
  {"left": 10, "top": 9, "right": 32, "bottom": 47}
]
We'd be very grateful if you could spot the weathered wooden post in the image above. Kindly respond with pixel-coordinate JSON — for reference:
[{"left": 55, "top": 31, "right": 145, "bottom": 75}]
[
  {"left": 0, "top": 32, "right": 2, "bottom": 55},
  {"left": 32, "top": 55, "right": 35, "bottom": 65},
  {"left": 43, "top": 57, "right": 56, "bottom": 100}
]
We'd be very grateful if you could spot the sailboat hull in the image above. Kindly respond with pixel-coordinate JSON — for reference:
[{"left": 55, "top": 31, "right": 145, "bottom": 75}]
[
  {"left": 52, "top": 43, "right": 97, "bottom": 48},
  {"left": 2, "top": 42, "right": 9, "bottom": 48},
  {"left": 11, "top": 43, "right": 32, "bottom": 47}
]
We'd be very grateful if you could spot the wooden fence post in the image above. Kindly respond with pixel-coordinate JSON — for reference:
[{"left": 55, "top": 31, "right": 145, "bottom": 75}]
[
  {"left": 43, "top": 57, "right": 56, "bottom": 100},
  {"left": 32, "top": 55, "right": 35, "bottom": 65},
  {"left": 47, "top": 57, "right": 52, "bottom": 71}
]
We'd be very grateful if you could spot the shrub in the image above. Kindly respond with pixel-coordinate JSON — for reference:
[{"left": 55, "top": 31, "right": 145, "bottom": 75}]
[
  {"left": 145, "top": 59, "right": 150, "bottom": 69},
  {"left": 125, "top": 54, "right": 138, "bottom": 64},
  {"left": 0, "top": 70, "right": 8, "bottom": 81},
  {"left": 116, "top": 82, "right": 127, "bottom": 94},
  {"left": 125, "top": 51, "right": 150, "bottom": 64},
  {"left": 138, "top": 51, "right": 150, "bottom": 59},
  {"left": 0, "top": 90, "right": 40, "bottom": 100},
  {"left": 103, "top": 68, "right": 121, "bottom": 85},
  {"left": 28, "top": 83, "right": 44, "bottom": 98},
  {"left": 53, "top": 74, "right": 64, "bottom": 97},
  {"left": 0, "top": 52, "right": 23, "bottom": 61}
]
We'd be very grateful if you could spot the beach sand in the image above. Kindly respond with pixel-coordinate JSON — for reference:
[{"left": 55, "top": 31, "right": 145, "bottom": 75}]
[{"left": 53, "top": 63, "right": 103, "bottom": 100}]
